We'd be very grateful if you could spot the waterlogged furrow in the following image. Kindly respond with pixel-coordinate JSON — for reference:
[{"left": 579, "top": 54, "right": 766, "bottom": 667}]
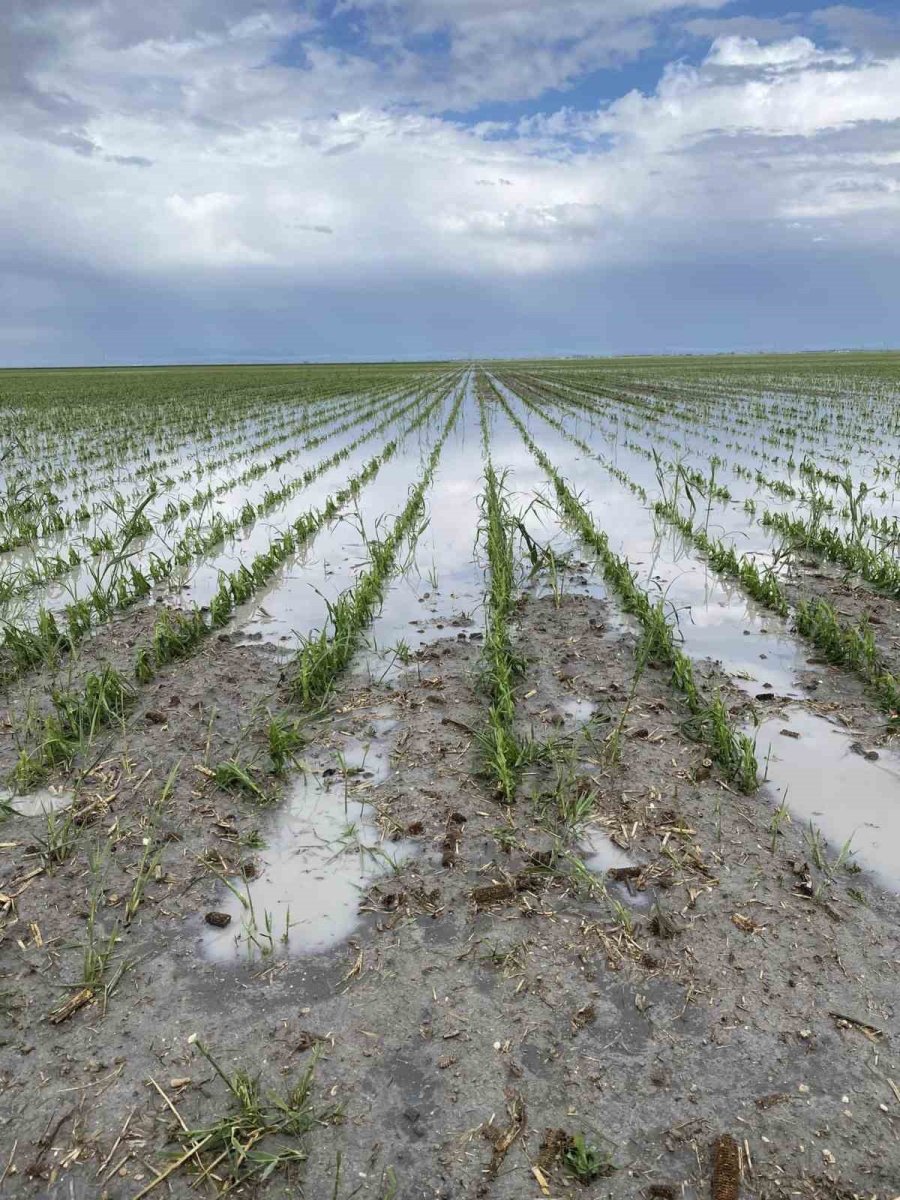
[
  {"left": 0, "top": 378, "right": 432, "bottom": 608},
  {"left": 0, "top": 384, "right": 373, "bottom": 586},
  {"left": 136, "top": 441, "right": 411, "bottom": 685},
  {"left": 508, "top": 368, "right": 900, "bottom": 536},
  {"left": 652, "top": 493, "right": 900, "bottom": 722},
  {"left": 487, "top": 378, "right": 759, "bottom": 790},
  {"left": 503, "top": 372, "right": 900, "bottom": 722},
  {"left": 512, "top": 371, "right": 900, "bottom": 713},
  {"left": 0, "top": 380, "right": 358, "bottom": 550},
  {"left": 1, "top": 371, "right": 450, "bottom": 586},
  {"left": 352, "top": 382, "right": 488, "bottom": 675},
  {"left": 7, "top": 390, "right": 460, "bottom": 790},
  {"left": 147, "top": 383, "right": 458, "bottom": 657},
  {"left": 224, "top": 389, "right": 460, "bottom": 650},
  {"left": 286, "top": 387, "right": 465, "bottom": 707},
  {"left": 496, "top": 371, "right": 740, "bottom": 511},
  {"left": 356, "top": 374, "right": 596, "bottom": 681},
  {"left": 515, "top": 363, "right": 896, "bottom": 483},
  {"left": 519, "top": 372, "right": 900, "bottom": 613},
  {"left": 141, "top": 374, "right": 443, "bottom": 519},
  {"left": 0, "top": 384, "right": 450, "bottom": 688},
  {"left": 491, "top": 375, "right": 808, "bottom": 692},
  {"left": 3, "top": 367, "right": 431, "bottom": 509},
  {"left": 154, "top": 379, "right": 458, "bottom": 608}
]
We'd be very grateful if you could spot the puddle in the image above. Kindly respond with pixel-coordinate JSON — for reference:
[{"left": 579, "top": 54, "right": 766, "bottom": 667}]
[
  {"left": 202, "top": 769, "right": 416, "bottom": 963},
  {"left": 227, "top": 402, "right": 453, "bottom": 650},
  {"left": 580, "top": 828, "right": 635, "bottom": 874},
  {"left": 558, "top": 697, "right": 596, "bottom": 725},
  {"left": 1, "top": 786, "right": 73, "bottom": 817},
  {"left": 580, "top": 827, "right": 656, "bottom": 909},
  {"left": 495, "top": 381, "right": 811, "bottom": 699},
  {"left": 353, "top": 386, "right": 486, "bottom": 678},
  {"left": 328, "top": 732, "right": 392, "bottom": 784},
  {"left": 756, "top": 706, "right": 900, "bottom": 887}
]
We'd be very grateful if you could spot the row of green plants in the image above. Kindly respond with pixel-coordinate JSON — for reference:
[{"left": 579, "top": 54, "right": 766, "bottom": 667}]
[
  {"left": 0, "top": 383, "right": 393, "bottom": 600},
  {"left": 12, "top": 665, "right": 134, "bottom": 790},
  {"left": 761, "top": 508, "right": 900, "bottom": 599},
  {"left": 653, "top": 496, "right": 789, "bottom": 617},
  {"left": 39, "top": 374, "right": 444, "bottom": 588},
  {"left": 151, "top": 384, "right": 394, "bottom": 525},
  {"left": 511, "top": 364, "right": 890, "bottom": 511},
  {"left": 503, "top": 371, "right": 818, "bottom": 634},
  {"left": 2, "top": 370, "right": 448, "bottom": 572},
  {"left": 288, "top": 389, "right": 464, "bottom": 708},
  {"left": 0, "top": 546, "right": 82, "bottom": 604},
  {"left": 148, "top": 373, "right": 414, "bottom": 493},
  {"left": 523, "top": 365, "right": 900, "bottom": 725},
  {"left": 0, "top": 487, "right": 85, "bottom": 554},
  {"left": 0, "top": 384, "right": 446, "bottom": 685},
  {"left": 487, "top": 379, "right": 760, "bottom": 791},
  {"left": 502, "top": 367, "right": 898, "bottom": 616},
  {"left": 138, "top": 428, "right": 419, "bottom": 681},
  {"left": 647, "top": 482, "right": 900, "bottom": 724},
  {"left": 506, "top": 368, "right": 741, "bottom": 505},
  {"left": 475, "top": 386, "right": 528, "bottom": 803},
  {"left": 2, "top": 383, "right": 382, "bottom": 603},
  {"left": 493, "top": 375, "right": 649, "bottom": 502},
  {"left": 3, "top": 364, "right": 426, "bottom": 510},
  {"left": 3, "top": 388, "right": 460, "bottom": 792},
  {"left": 166, "top": 375, "right": 438, "bottom": 520},
  {"left": 794, "top": 599, "right": 900, "bottom": 718}
]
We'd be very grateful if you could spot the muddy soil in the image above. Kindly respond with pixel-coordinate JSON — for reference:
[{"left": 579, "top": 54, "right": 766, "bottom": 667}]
[
  {"left": 1, "top": 587, "right": 899, "bottom": 1199},
  {"left": 781, "top": 552, "right": 900, "bottom": 680}
]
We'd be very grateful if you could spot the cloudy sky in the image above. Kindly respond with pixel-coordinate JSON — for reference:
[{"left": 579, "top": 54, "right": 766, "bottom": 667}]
[{"left": 3, "top": 0, "right": 900, "bottom": 364}]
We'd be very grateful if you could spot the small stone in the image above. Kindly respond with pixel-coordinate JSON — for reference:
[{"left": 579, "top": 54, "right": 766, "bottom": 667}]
[{"left": 849, "top": 741, "right": 879, "bottom": 761}]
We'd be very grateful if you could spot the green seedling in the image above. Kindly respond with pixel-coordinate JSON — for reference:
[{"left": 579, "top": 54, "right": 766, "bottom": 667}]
[
  {"left": 564, "top": 1133, "right": 614, "bottom": 1183},
  {"left": 266, "top": 713, "right": 305, "bottom": 775}
]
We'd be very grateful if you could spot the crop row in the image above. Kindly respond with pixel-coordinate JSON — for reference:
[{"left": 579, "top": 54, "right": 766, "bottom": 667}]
[
  {"left": 482, "top": 375, "right": 759, "bottom": 790},
  {"left": 498, "top": 370, "right": 900, "bottom": 609},
  {"left": 494, "top": 373, "right": 900, "bottom": 726},
  {"left": 8, "top": 385, "right": 462, "bottom": 790},
  {"left": 0, "top": 380, "right": 453, "bottom": 687}
]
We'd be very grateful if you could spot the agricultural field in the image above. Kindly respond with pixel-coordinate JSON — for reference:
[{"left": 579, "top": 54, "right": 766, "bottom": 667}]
[{"left": 1, "top": 353, "right": 899, "bottom": 1198}]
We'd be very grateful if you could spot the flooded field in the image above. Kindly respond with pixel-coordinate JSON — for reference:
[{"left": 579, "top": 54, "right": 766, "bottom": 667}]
[{"left": 1, "top": 354, "right": 899, "bottom": 1198}]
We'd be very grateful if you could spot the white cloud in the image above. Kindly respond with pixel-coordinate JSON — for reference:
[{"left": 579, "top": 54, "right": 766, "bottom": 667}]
[
  {"left": 704, "top": 34, "right": 853, "bottom": 69},
  {"left": 710, "top": 34, "right": 844, "bottom": 68},
  {"left": 0, "top": 1, "right": 898, "bottom": 312}
]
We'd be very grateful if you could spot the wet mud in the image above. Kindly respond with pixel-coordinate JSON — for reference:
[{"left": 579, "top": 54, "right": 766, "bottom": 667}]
[{"left": 1, "top": 581, "right": 898, "bottom": 1198}]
